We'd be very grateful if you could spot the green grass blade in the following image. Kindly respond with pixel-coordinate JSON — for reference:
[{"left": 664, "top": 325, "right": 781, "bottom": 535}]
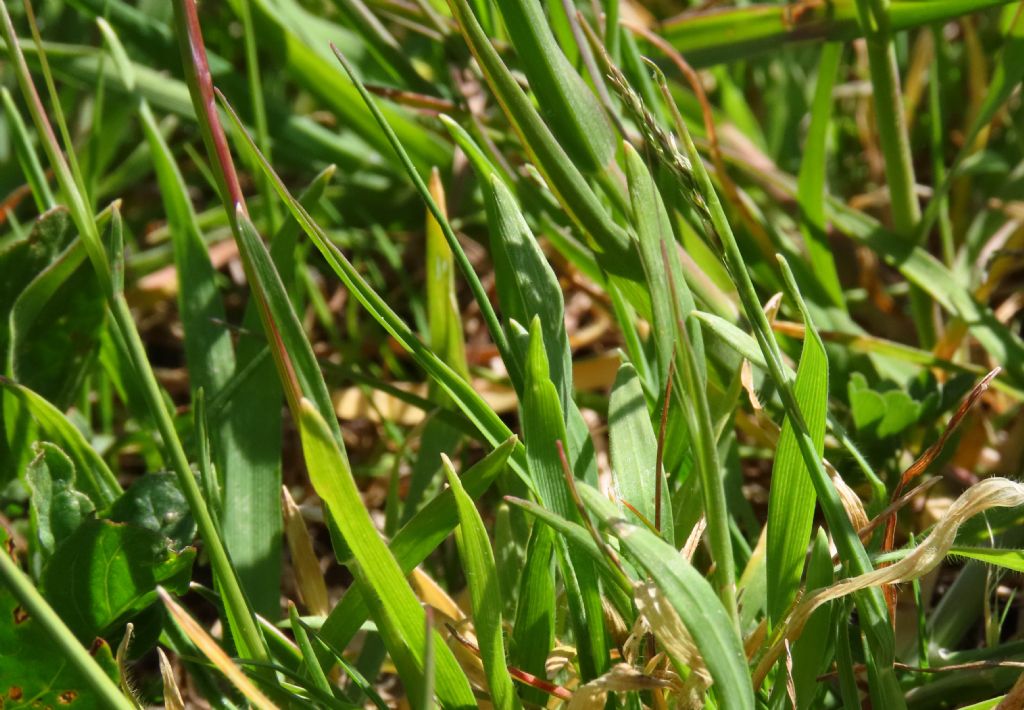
[
  {"left": 331, "top": 45, "right": 515, "bottom": 376},
  {"left": 608, "top": 362, "right": 672, "bottom": 540},
  {"left": 297, "top": 398, "right": 476, "bottom": 708},
  {"left": 608, "top": 519, "right": 754, "bottom": 710},
  {"left": 509, "top": 521, "right": 555, "bottom": 705},
  {"left": 796, "top": 42, "right": 845, "bottom": 310},
  {"left": 789, "top": 528, "right": 836, "bottom": 710},
  {"left": 520, "top": 317, "right": 609, "bottom": 679},
  {"left": 444, "top": 456, "right": 522, "bottom": 709},
  {"left": 443, "top": 0, "right": 647, "bottom": 295},
  {"left": 1, "top": 86, "right": 54, "bottom": 211},
  {"left": 660, "top": 0, "right": 1014, "bottom": 67},
  {"left": 319, "top": 437, "right": 516, "bottom": 651},
  {"left": 288, "top": 602, "right": 334, "bottom": 697},
  {"left": 217, "top": 96, "right": 530, "bottom": 483},
  {"left": 490, "top": 0, "right": 614, "bottom": 172},
  {"left": 766, "top": 256, "right": 829, "bottom": 623}
]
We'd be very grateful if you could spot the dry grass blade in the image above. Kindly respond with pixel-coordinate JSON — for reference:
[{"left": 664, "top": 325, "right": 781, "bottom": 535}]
[
  {"left": 754, "top": 477, "right": 1024, "bottom": 688},
  {"left": 568, "top": 663, "right": 672, "bottom": 709},
  {"left": 157, "top": 588, "right": 277, "bottom": 710},
  {"left": 880, "top": 368, "right": 1001, "bottom": 616},
  {"left": 281, "top": 486, "right": 329, "bottom": 617},
  {"left": 157, "top": 649, "right": 185, "bottom": 710}
]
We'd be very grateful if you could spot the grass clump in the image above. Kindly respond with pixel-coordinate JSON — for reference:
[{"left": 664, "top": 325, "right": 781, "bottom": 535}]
[{"left": 1, "top": 0, "right": 1024, "bottom": 707}]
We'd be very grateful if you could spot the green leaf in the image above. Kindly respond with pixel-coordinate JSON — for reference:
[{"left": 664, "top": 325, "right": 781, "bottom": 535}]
[
  {"left": 490, "top": 0, "right": 615, "bottom": 172},
  {"left": 319, "top": 437, "right": 515, "bottom": 653},
  {"left": 0, "top": 582, "right": 120, "bottom": 710},
  {"left": 106, "top": 472, "right": 196, "bottom": 551},
  {"left": 41, "top": 519, "right": 195, "bottom": 643},
  {"left": 509, "top": 521, "right": 555, "bottom": 706},
  {"left": 949, "top": 546, "right": 1024, "bottom": 573},
  {"left": 608, "top": 519, "right": 754, "bottom": 710},
  {"left": 444, "top": 457, "right": 521, "bottom": 709},
  {"left": 26, "top": 442, "right": 96, "bottom": 559},
  {"left": 766, "top": 259, "right": 829, "bottom": 623},
  {"left": 789, "top": 528, "right": 836, "bottom": 710},
  {"left": 608, "top": 363, "right": 672, "bottom": 539},
  {"left": 520, "top": 317, "right": 609, "bottom": 679},
  {"left": 444, "top": 0, "right": 648, "bottom": 298},
  {"left": 2, "top": 379, "right": 120, "bottom": 506},
  {"left": 796, "top": 42, "right": 845, "bottom": 309},
  {"left": 297, "top": 398, "right": 476, "bottom": 708}
]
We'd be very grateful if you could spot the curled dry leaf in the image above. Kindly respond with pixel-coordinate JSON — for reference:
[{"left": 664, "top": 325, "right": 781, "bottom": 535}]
[
  {"left": 567, "top": 662, "right": 672, "bottom": 709},
  {"left": 755, "top": 477, "right": 1024, "bottom": 688},
  {"left": 157, "top": 648, "right": 185, "bottom": 710},
  {"left": 634, "top": 581, "right": 711, "bottom": 694}
]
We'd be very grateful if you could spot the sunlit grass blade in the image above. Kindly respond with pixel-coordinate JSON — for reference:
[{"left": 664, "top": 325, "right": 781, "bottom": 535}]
[
  {"left": 659, "top": 0, "right": 1014, "bottom": 67},
  {"left": 490, "top": 0, "right": 614, "bottom": 172},
  {"left": 520, "top": 317, "right": 609, "bottom": 679},
  {"left": 607, "top": 519, "right": 754, "bottom": 710},
  {"left": 318, "top": 437, "right": 514, "bottom": 655},
  {"left": 216, "top": 94, "right": 530, "bottom": 482},
  {"left": 288, "top": 602, "right": 333, "bottom": 697},
  {"left": 608, "top": 363, "right": 672, "bottom": 540},
  {"left": 443, "top": 0, "right": 648, "bottom": 298},
  {"left": 766, "top": 256, "right": 829, "bottom": 624},
  {"left": 444, "top": 455, "right": 521, "bottom": 709},
  {"left": 1, "top": 86, "right": 54, "bottom": 211},
  {"left": 158, "top": 589, "right": 276, "bottom": 710},
  {"left": 509, "top": 520, "right": 555, "bottom": 706},
  {"left": 297, "top": 398, "right": 476, "bottom": 707}
]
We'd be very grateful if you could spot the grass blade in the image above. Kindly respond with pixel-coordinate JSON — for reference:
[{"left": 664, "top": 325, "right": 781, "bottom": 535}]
[
  {"left": 444, "top": 455, "right": 522, "bottom": 709},
  {"left": 297, "top": 398, "right": 477, "bottom": 707},
  {"left": 766, "top": 256, "right": 830, "bottom": 623}
]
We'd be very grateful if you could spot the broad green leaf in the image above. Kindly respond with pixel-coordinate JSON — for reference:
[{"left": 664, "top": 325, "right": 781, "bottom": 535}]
[
  {"left": 41, "top": 519, "right": 195, "bottom": 643},
  {"left": 297, "top": 399, "right": 476, "bottom": 708},
  {"left": 0, "top": 582, "right": 120, "bottom": 710},
  {"left": 26, "top": 442, "right": 95, "bottom": 559},
  {"left": 490, "top": 0, "right": 615, "bottom": 172},
  {"left": 319, "top": 437, "right": 515, "bottom": 652},
  {"left": 444, "top": 457, "right": 521, "bottom": 709},
  {"left": 106, "top": 472, "right": 196, "bottom": 551},
  {"left": 1, "top": 380, "right": 120, "bottom": 506},
  {"left": 608, "top": 363, "right": 672, "bottom": 540},
  {"left": 766, "top": 261, "right": 829, "bottom": 623},
  {"left": 608, "top": 520, "right": 754, "bottom": 710}
]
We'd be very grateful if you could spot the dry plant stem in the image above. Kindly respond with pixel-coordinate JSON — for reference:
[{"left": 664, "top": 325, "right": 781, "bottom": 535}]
[{"left": 881, "top": 368, "right": 1000, "bottom": 556}]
